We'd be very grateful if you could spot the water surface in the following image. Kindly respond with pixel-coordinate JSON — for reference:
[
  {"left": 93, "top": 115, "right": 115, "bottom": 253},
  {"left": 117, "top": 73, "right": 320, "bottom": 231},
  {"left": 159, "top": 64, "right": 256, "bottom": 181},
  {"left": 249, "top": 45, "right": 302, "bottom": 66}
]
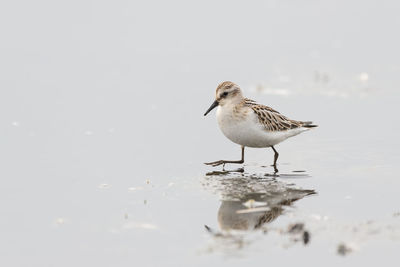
[{"left": 1, "top": 1, "right": 400, "bottom": 266}]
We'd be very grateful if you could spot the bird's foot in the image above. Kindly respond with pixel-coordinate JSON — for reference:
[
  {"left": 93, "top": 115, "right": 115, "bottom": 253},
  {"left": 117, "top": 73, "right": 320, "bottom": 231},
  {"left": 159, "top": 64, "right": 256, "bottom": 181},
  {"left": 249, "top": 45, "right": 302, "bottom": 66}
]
[
  {"left": 204, "top": 160, "right": 244, "bottom": 167},
  {"left": 271, "top": 164, "right": 279, "bottom": 173},
  {"left": 204, "top": 160, "right": 226, "bottom": 167}
]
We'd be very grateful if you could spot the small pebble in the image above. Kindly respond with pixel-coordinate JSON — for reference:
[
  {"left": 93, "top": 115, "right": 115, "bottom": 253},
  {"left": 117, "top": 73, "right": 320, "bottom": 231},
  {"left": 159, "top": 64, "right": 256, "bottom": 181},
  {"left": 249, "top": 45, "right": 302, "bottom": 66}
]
[
  {"left": 359, "top": 72, "right": 369, "bottom": 82},
  {"left": 337, "top": 243, "right": 352, "bottom": 256},
  {"left": 98, "top": 183, "right": 110, "bottom": 189},
  {"left": 55, "top": 218, "right": 65, "bottom": 225},
  {"left": 303, "top": 231, "right": 310, "bottom": 245},
  {"left": 288, "top": 223, "right": 304, "bottom": 234}
]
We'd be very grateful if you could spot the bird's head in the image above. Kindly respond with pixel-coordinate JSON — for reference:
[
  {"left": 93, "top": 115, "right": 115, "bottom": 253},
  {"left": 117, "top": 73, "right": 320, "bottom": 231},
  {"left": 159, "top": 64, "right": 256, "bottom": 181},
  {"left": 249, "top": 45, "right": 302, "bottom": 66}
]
[{"left": 204, "top": 81, "right": 243, "bottom": 116}]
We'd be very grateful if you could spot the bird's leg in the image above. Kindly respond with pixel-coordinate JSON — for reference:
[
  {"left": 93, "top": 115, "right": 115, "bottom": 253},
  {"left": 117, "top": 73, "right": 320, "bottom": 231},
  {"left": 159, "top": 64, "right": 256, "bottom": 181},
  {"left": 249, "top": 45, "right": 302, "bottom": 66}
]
[
  {"left": 205, "top": 146, "right": 245, "bottom": 167},
  {"left": 271, "top": 146, "right": 279, "bottom": 173}
]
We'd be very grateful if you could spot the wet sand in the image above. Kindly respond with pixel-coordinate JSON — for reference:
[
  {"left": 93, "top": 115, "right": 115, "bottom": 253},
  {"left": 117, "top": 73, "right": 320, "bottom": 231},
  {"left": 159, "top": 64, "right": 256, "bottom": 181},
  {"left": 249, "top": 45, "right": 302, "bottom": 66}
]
[{"left": 1, "top": 1, "right": 400, "bottom": 266}]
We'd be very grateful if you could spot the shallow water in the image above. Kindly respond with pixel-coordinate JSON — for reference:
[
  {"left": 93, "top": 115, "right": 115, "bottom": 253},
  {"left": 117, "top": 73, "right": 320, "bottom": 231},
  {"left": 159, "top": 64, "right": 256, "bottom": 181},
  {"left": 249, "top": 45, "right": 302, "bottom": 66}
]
[{"left": 1, "top": 1, "right": 400, "bottom": 266}]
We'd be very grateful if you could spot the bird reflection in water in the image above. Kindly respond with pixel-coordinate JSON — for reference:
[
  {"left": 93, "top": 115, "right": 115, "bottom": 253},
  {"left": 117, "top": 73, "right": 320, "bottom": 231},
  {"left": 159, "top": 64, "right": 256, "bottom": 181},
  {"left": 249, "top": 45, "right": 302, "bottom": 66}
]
[{"left": 202, "top": 172, "right": 316, "bottom": 252}]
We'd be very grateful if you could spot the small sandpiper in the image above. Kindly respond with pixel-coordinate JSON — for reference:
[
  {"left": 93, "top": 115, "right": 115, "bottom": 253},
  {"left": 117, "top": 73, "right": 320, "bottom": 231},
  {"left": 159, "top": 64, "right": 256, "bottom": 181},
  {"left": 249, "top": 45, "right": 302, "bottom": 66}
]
[{"left": 204, "top": 81, "right": 317, "bottom": 172}]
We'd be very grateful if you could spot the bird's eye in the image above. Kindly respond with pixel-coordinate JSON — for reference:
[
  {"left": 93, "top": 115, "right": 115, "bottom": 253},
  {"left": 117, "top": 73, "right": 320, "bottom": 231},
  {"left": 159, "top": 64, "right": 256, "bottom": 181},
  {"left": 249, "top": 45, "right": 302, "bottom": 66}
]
[{"left": 222, "top": 92, "right": 228, "bottom": 96}]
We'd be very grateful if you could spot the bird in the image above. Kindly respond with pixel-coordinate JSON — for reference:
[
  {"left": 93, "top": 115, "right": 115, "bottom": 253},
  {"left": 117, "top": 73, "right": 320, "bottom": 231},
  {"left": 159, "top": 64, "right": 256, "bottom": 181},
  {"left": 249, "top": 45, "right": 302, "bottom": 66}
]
[{"left": 203, "top": 81, "right": 317, "bottom": 172}]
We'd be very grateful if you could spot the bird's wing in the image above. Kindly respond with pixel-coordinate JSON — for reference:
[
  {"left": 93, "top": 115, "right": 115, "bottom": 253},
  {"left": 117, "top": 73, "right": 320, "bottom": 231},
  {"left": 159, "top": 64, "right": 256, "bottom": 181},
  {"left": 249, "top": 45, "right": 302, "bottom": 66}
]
[{"left": 244, "top": 98, "right": 311, "bottom": 132}]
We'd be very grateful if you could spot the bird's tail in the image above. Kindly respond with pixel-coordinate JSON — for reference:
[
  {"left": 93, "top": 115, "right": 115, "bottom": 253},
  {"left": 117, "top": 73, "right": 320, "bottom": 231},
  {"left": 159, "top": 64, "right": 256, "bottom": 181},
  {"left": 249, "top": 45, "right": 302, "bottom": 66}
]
[{"left": 302, "top": 121, "right": 318, "bottom": 128}]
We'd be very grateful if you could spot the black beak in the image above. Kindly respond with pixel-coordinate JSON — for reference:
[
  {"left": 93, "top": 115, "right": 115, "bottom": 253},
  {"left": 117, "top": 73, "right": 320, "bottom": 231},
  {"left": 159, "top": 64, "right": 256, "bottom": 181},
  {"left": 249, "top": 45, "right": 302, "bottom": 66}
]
[{"left": 204, "top": 100, "right": 219, "bottom": 116}]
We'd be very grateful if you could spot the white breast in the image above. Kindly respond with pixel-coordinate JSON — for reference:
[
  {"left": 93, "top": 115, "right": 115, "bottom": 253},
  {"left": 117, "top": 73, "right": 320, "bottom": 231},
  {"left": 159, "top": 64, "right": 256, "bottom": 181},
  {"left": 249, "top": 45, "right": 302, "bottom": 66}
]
[{"left": 216, "top": 105, "right": 308, "bottom": 148}]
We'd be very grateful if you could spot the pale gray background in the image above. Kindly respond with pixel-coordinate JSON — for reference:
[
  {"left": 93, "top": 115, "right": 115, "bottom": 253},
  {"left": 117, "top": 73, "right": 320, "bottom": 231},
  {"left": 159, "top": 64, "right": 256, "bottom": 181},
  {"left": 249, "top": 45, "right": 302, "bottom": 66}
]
[{"left": 1, "top": 1, "right": 400, "bottom": 266}]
